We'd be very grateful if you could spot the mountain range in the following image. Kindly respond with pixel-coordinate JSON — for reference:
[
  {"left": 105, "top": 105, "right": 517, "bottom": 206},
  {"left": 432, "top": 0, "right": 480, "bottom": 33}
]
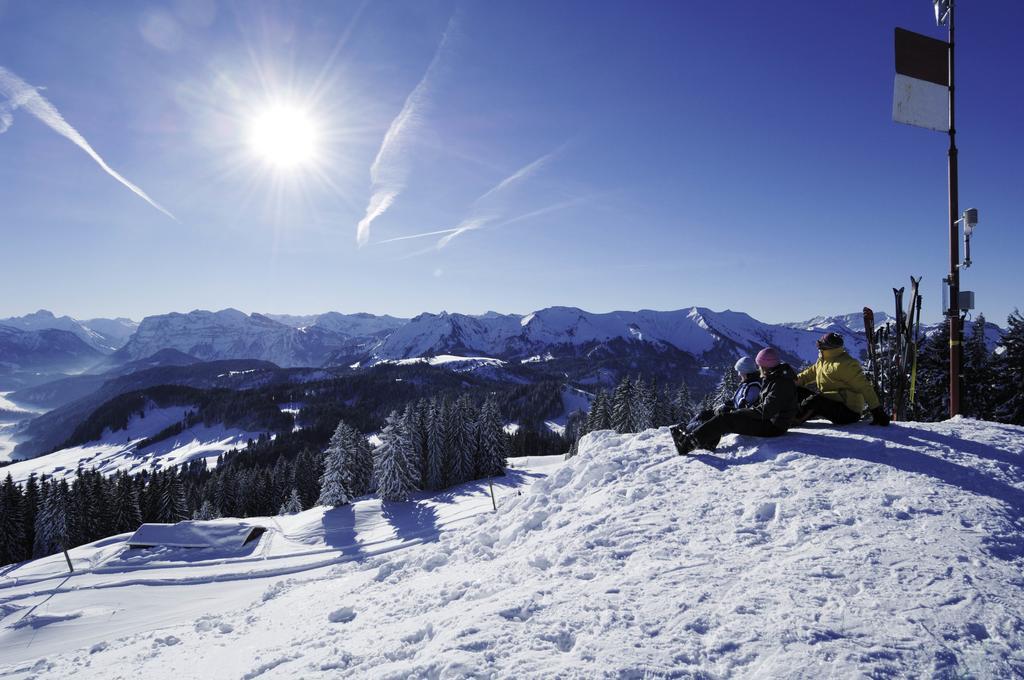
[{"left": 1, "top": 307, "right": 1004, "bottom": 383}]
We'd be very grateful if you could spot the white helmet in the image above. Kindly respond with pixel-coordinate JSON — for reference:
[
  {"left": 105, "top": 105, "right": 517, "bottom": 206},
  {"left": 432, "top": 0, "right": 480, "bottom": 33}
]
[{"left": 734, "top": 356, "right": 758, "bottom": 375}]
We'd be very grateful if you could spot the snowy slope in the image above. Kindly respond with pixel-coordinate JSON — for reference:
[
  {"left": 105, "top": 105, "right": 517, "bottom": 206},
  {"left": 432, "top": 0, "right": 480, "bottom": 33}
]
[
  {"left": 2, "top": 419, "right": 1022, "bottom": 678},
  {"left": 0, "top": 408, "right": 262, "bottom": 482}
]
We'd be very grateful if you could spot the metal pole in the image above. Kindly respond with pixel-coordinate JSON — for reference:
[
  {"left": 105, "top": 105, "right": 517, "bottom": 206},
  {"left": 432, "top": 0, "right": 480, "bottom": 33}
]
[{"left": 947, "top": 1, "right": 961, "bottom": 417}]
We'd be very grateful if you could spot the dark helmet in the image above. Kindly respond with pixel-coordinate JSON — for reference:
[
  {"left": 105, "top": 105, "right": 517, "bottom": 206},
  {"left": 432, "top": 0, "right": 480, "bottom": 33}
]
[{"left": 816, "top": 332, "right": 844, "bottom": 350}]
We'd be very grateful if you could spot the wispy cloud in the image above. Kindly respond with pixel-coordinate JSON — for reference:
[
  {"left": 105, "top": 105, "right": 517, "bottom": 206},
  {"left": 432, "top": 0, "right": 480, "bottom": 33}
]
[
  {"left": 0, "top": 66, "right": 176, "bottom": 220},
  {"left": 356, "top": 17, "right": 457, "bottom": 246}
]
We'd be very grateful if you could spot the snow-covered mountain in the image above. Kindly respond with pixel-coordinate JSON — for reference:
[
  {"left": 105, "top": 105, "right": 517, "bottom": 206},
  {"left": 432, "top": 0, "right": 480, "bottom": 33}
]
[
  {"left": 786, "top": 312, "right": 1004, "bottom": 351},
  {"left": 114, "top": 309, "right": 395, "bottom": 368},
  {"left": 372, "top": 306, "right": 853, "bottom": 366},
  {"left": 0, "top": 310, "right": 136, "bottom": 353},
  {"left": 16, "top": 306, "right": 1004, "bottom": 379},
  {"left": 266, "top": 311, "right": 408, "bottom": 337},
  {"left": 2, "top": 419, "right": 1021, "bottom": 677},
  {"left": 0, "top": 326, "right": 103, "bottom": 375}
]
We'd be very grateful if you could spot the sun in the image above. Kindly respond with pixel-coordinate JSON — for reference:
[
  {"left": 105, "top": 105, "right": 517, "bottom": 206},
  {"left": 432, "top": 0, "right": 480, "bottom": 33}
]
[{"left": 248, "top": 105, "right": 319, "bottom": 169}]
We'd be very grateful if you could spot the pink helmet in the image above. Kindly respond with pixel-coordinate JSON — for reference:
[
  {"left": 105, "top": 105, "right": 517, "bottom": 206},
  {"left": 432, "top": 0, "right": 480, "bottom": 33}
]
[{"left": 755, "top": 347, "right": 781, "bottom": 369}]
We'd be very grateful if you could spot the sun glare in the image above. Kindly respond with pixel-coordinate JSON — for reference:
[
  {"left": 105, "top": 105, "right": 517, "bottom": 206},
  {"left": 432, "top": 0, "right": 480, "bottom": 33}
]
[{"left": 248, "top": 105, "right": 319, "bottom": 169}]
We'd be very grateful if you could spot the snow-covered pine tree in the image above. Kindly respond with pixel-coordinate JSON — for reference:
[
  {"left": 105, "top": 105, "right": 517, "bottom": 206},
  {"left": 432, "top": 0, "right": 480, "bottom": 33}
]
[
  {"left": 915, "top": 322, "right": 950, "bottom": 421},
  {"left": 994, "top": 310, "right": 1024, "bottom": 425},
  {"left": 962, "top": 314, "right": 996, "bottom": 420},
  {"left": 33, "top": 480, "right": 69, "bottom": 558},
  {"left": 651, "top": 382, "right": 672, "bottom": 427},
  {"left": 714, "top": 368, "right": 741, "bottom": 409},
  {"left": 476, "top": 396, "right": 509, "bottom": 477},
  {"left": 112, "top": 471, "right": 142, "bottom": 534},
  {"left": 293, "top": 447, "right": 325, "bottom": 509},
  {"left": 374, "top": 410, "right": 417, "bottom": 502},
  {"left": 414, "top": 399, "right": 432, "bottom": 485},
  {"left": 21, "top": 474, "right": 40, "bottom": 560},
  {"left": 585, "top": 390, "right": 611, "bottom": 432},
  {"left": 610, "top": 378, "right": 634, "bottom": 434},
  {"left": 427, "top": 399, "right": 450, "bottom": 491},
  {"left": 402, "top": 403, "right": 426, "bottom": 489},
  {"left": 670, "top": 380, "right": 695, "bottom": 425},
  {"left": 448, "top": 396, "right": 476, "bottom": 485},
  {"left": 0, "top": 474, "right": 25, "bottom": 566},
  {"left": 318, "top": 420, "right": 356, "bottom": 507},
  {"left": 157, "top": 471, "right": 189, "bottom": 523},
  {"left": 631, "top": 378, "right": 655, "bottom": 432},
  {"left": 279, "top": 488, "right": 304, "bottom": 515},
  {"left": 193, "top": 499, "right": 222, "bottom": 521}
]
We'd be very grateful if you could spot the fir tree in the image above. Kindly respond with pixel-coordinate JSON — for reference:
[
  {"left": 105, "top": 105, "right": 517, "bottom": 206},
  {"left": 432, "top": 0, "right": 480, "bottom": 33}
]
[
  {"left": 279, "top": 488, "right": 304, "bottom": 515},
  {"left": 21, "top": 474, "right": 40, "bottom": 559},
  {"left": 670, "top": 380, "right": 695, "bottom": 425},
  {"left": 318, "top": 420, "right": 356, "bottom": 507},
  {"left": 962, "top": 314, "right": 995, "bottom": 420},
  {"left": 0, "top": 475, "right": 25, "bottom": 565},
  {"left": 585, "top": 391, "right": 611, "bottom": 432},
  {"left": 374, "top": 411, "right": 416, "bottom": 502},
  {"left": 449, "top": 396, "right": 477, "bottom": 485},
  {"left": 427, "top": 399, "right": 450, "bottom": 491},
  {"left": 193, "top": 499, "right": 221, "bottom": 521},
  {"left": 610, "top": 378, "right": 634, "bottom": 434},
  {"left": 476, "top": 397, "right": 509, "bottom": 478},
  {"left": 631, "top": 378, "right": 655, "bottom": 432},
  {"left": 158, "top": 471, "right": 189, "bottom": 523},
  {"left": 34, "top": 481, "right": 70, "bottom": 558},
  {"left": 995, "top": 310, "right": 1024, "bottom": 425},
  {"left": 293, "top": 447, "right": 325, "bottom": 509},
  {"left": 112, "top": 471, "right": 143, "bottom": 534},
  {"left": 714, "top": 368, "right": 741, "bottom": 409},
  {"left": 402, "top": 403, "right": 427, "bottom": 489},
  {"left": 215, "top": 469, "right": 238, "bottom": 518},
  {"left": 915, "top": 322, "right": 951, "bottom": 421}
]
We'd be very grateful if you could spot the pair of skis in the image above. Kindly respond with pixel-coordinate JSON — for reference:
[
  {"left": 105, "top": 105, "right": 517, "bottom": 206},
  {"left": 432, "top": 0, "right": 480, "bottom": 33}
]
[{"left": 863, "top": 277, "right": 923, "bottom": 422}]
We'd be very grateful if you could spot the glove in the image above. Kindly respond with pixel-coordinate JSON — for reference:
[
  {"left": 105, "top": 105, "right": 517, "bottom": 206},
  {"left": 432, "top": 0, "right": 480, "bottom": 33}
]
[
  {"left": 870, "top": 407, "right": 890, "bottom": 426},
  {"left": 714, "top": 403, "right": 733, "bottom": 416}
]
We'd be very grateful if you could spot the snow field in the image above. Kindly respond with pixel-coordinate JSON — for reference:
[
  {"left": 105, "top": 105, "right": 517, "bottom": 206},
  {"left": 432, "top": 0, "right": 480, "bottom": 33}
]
[
  {"left": 1, "top": 420, "right": 1023, "bottom": 678},
  {"left": 0, "top": 407, "right": 262, "bottom": 483}
]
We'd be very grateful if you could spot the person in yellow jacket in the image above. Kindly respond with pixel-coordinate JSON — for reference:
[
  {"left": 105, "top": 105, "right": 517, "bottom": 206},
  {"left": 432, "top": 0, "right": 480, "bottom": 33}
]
[{"left": 796, "top": 332, "right": 890, "bottom": 426}]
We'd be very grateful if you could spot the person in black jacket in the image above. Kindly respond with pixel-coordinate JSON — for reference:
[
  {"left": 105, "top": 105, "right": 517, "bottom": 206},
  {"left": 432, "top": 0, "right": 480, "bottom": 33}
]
[{"left": 670, "top": 347, "right": 799, "bottom": 455}]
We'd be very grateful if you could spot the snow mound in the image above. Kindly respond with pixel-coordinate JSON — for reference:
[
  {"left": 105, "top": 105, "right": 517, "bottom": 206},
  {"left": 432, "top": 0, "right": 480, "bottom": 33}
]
[{"left": 3, "top": 421, "right": 1024, "bottom": 678}]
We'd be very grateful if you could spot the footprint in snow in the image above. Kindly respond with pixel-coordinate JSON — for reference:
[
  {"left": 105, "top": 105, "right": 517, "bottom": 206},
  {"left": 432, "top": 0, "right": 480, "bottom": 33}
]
[
  {"left": 328, "top": 607, "right": 356, "bottom": 624},
  {"left": 753, "top": 502, "right": 777, "bottom": 522}
]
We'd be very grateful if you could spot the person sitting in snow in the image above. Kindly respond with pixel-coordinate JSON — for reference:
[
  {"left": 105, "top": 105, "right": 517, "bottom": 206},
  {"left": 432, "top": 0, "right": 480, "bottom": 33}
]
[
  {"left": 670, "top": 347, "right": 798, "bottom": 455},
  {"left": 795, "top": 332, "right": 889, "bottom": 426},
  {"left": 686, "top": 356, "right": 763, "bottom": 431}
]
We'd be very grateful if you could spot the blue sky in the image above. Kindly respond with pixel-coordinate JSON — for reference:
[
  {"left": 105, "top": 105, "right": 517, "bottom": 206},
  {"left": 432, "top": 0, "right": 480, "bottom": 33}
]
[{"left": 1, "top": 1, "right": 1021, "bottom": 325}]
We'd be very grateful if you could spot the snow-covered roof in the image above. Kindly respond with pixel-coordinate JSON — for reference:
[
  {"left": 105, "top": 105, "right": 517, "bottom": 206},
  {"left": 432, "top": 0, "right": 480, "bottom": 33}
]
[{"left": 127, "top": 521, "right": 267, "bottom": 550}]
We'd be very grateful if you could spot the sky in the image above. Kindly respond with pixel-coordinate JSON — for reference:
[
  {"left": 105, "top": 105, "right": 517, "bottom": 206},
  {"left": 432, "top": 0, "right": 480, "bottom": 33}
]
[{"left": 1, "top": 0, "right": 1022, "bottom": 325}]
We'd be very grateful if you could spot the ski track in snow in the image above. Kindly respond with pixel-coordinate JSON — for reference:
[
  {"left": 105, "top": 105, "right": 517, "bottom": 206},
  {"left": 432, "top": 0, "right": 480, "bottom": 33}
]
[{"left": 1, "top": 420, "right": 1023, "bottom": 678}]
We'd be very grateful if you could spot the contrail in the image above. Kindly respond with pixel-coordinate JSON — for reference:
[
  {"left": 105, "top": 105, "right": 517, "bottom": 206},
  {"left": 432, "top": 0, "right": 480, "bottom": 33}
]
[
  {"left": 373, "top": 145, "right": 572, "bottom": 249},
  {"left": 379, "top": 197, "right": 584, "bottom": 251},
  {"left": 475, "top": 146, "right": 562, "bottom": 204},
  {"left": 436, "top": 146, "right": 565, "bottom": 248},
  {"left": 356, "top": 17, "right": 457, "bottom": 246},
  {"left": 0, "top": 66, "right": 176, "bottom": 221}
]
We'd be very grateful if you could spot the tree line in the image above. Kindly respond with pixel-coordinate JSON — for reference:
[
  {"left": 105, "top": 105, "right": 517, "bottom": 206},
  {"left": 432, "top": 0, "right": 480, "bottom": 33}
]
[
  {"left": 914, "top": 311, "right": 1024, "bottom": 424},
  {"left": 0, "top": 394, "right": 511, "bottom": 568}
]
